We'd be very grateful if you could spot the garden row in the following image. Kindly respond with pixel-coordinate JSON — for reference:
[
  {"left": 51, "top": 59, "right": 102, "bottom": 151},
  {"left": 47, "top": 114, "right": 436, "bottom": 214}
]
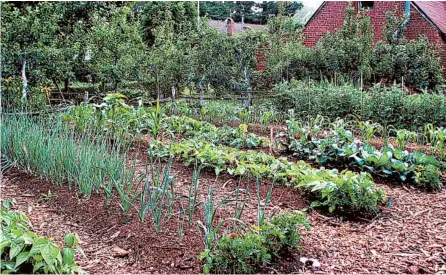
[
  {"left": 63, "top": 92, "right": 446, "bottom": 159},
  {"left": 282, "top": 119, "right": 445, "bottom": 191},
  {"left": 151, "top": 139, "right": 386, "bottom": 215},
  {"left": 1, "top": 115, "right": 314, "bottom": 274},
  {"left": 167, "top": 81, "right": 446, "bottom": 131},
  {"left": 62, "top": 94, "right": 269, "bottom": 149},
  {"left": 167, "top": 99, "right": 446, "bottom": 160}
]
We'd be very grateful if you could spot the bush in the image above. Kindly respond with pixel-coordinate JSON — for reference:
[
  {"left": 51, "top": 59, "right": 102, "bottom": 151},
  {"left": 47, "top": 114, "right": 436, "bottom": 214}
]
[
  {"left": 272, "top": 80, "right": 446, "bottom": 129},
  {"left": 258, "top": 211, "right": 310, "bottom": 257},
  {"left": 0, "top": 205, "right": 82, "bottom": 274},
  {"left": 200, "top": 233, "right": 271, "bottom": 274},
  {"left": 199, "top": 211, "right": 310, "bottom": 274},
  {"left": 373, "top": 12, "right": 444, "bottom": 89},
  {"left": 1, "top": 76, "right": 49, "bottom": 111}
]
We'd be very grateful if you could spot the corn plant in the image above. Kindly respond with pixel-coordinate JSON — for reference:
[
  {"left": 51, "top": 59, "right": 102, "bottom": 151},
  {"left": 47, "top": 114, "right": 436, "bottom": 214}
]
[
  {"left": 357, "top": 120, "right": 383, "bottom": 143},
  {"left": 261, "top": 111, "right": 275, "bottom": 132},
  {"left": 238, "top": 109, "right": 252, "bottom": 125},
  {"left": 395, "top": 129, "right": 418, "bottom": 150},
  {"left": 147, "top": 100, "right": 164, "bottom": 140}
]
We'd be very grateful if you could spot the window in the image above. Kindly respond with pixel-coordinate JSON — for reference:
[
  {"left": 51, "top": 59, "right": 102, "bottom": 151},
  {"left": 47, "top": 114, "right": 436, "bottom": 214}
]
[{"left": 359, "top": 1, "right": 374, "bottom": 11}]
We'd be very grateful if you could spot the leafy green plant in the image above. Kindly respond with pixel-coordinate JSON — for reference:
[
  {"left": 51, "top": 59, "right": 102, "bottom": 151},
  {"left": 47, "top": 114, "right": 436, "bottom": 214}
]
[
  {"left": 284, "top": 119, "right": 445, "bottom": 191},
  {"left": 151, "top": 138, "right": 386, "bottom": 216},
  {"left": 414, "top": 164, "right": 442, "bottom": 190},
  {"left": 199, "top": 211, "right": 310, "bottom": 274},
  {"left": 0, "top": 206, "right": 83, "bottom": 274},
  {"left": 257, "top": 211, "right": 310, "bottom": 257},
  {"left": 357, "top": 120, "right": 382, "bottom": 143},
  {"left": 163, "top": 115, "right": 268, "bottom": 149},
  {"left": 199, "top": 233, "right": 270, "bottom": 274}
]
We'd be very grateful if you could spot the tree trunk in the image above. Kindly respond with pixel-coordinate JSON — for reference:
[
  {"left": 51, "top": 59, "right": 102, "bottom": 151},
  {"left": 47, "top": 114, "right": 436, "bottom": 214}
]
[
  {"left": 242, "top": 67, "right": 251, "bottom": 109},
  {"left": 64, "top": 77, "right": 71, "bottom": 93},
  {"left": 114, "top": 56, "right": 118, "bottom": 92},
  {"left": 198, "top": 83, "right": 205, "bottom": 106},
  {"left": 156, "top": 75, "right": 161, "bottom": 100},
  {"left": 21, "top": 57, "right": 28, "bottom": 101},
  {"left": 171, "top": 86, "right": 176, "bottom": 102},
  {"left": 52, "top": 78, "right": 65, "bottom": 101}
]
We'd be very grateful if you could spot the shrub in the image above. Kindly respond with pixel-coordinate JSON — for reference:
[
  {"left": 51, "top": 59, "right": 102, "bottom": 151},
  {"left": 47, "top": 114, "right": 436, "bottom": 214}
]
[
  {"left": 373, "top": 12, "right": 444, "bottom": 90},
  {"left": 152, "top": 138, "right": 386, "bottom": 216},
  {"left": 272, "top": 80, "right": 446, "bottom": 129},
  {"left": 0, "top": 205, "right": 83, "bottom": 274},
  {"left": 199, "top": 211, "right": 310, "bottom": 274},
  {"left": 257, "top": 211, "right": 310, "bottom": 257},
  {"left": 199, "top": 233, "right": 271, "bottom": 274},
  {"left": 414, "top": 164, "right": 442, "bottom": 190}
]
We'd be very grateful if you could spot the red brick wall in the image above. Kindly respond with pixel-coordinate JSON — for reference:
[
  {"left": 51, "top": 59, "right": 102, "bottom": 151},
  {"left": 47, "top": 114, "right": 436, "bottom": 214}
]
[
  {"left": 303, "top": 2, "right": 349, "bottom": 47},
  {"left": 405, "top": 5, "right": 446, "bottom": 73},
  {"left": 303, "top": 1, "right": 445, "bottom": 71}
]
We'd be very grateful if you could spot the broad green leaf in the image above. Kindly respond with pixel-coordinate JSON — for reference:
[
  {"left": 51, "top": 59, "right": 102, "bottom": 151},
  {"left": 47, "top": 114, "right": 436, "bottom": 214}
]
[
  {"left": 64, "top": 233, "right": 76, "bottom": 248},
  {"left": 32, "top": 261, "right": 44, "bottom": 273},
  {"left": 9, "top": 243, "right": 24, "bottom": 260},
  {"left": 41, "top": 242, "right": 60, "bottom": 266},
  {"left": 14, "top": 252, "right": 29, "bottom": 268}
]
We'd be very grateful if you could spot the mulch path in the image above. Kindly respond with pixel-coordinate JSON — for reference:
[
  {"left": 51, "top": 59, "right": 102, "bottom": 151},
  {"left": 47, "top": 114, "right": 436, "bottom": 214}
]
[{"left": 2, "top": 162, "right": 445, "bottom": 274}]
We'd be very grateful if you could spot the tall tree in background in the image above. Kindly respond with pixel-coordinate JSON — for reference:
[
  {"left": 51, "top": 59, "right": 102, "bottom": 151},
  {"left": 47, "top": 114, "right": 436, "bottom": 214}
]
[
  {"left": 1, "top": 2, "right": 62, "bottom": 101},
  {"left": 200, "top": 1, "right": 302, "bottom": 24},
  {"left": 188, "top": 20, "right": 234, "bottom": 105},
  {"left": 140, "top": 2, "right": 197, "bottom": 46},
  {"left": 232, "top": 30, "right": 268, "bottom": 108},
  {"left": 88, "top": 5, "right": 147, "bottom": 93}
]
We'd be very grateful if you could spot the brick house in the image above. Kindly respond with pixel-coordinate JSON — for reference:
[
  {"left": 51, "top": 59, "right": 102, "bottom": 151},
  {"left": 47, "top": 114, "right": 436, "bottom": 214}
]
[{"left": 303, "top": 1, "right": 446, "bottom": 71}]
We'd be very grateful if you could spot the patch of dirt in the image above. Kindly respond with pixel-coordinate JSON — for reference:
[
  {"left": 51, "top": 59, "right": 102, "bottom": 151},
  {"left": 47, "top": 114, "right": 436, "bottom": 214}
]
[
  {"left": 1, "top": 165, "right": 308, "bottom": 274},
  {"left": 2, "top": 145, "right": 445, "bottom": 273},
  {"left": 302, "top": 183, "right": 446, "bottom": 274}
]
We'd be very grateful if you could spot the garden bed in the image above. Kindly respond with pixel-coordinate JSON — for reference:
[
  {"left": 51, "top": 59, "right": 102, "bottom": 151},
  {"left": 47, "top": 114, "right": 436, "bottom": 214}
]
[{"left": 3, "top": 165, "right": 445, "bottom": 274}]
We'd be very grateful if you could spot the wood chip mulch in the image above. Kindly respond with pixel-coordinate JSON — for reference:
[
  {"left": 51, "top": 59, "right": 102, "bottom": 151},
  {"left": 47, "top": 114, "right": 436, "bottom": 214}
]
[{"left": 1, "top": 166, "right": 445, "bottom": 274}]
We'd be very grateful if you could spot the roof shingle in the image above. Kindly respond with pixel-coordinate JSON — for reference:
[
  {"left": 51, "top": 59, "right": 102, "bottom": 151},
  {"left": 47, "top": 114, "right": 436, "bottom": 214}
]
[{"left": 413, "top": 1, "right": 446, "bottom": 34}]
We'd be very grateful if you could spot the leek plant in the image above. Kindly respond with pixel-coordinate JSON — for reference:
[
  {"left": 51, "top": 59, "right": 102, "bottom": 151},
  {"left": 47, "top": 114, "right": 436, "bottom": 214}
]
[
  {"left": 187, "top": 164, "right": 201, "bottom": 224},
  {"left": 255, "top": 179, "right": 273, "bottom": 226},
  {"left": 138, "top": 151, "right": 174, "bottom": 232}
]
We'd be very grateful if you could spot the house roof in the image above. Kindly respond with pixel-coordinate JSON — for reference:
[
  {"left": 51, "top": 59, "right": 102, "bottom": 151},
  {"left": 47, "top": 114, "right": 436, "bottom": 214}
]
[
  {"left": 413, "top": 1, "right": 446, "bottom": 35},
  {"left": 208, "top": 19, "right": 267, "bottom": 34}
]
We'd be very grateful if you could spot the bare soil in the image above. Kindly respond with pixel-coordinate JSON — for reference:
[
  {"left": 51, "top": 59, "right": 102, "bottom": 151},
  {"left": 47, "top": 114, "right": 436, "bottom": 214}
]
[{"left": 2, "top": 159, "right": 445, "bottom": 274}]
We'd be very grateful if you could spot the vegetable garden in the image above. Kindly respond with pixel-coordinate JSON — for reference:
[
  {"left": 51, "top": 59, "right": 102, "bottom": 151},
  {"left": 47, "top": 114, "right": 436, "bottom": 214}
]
[{"left": 1, "top": 1, "right": 446, "bottom": 274}]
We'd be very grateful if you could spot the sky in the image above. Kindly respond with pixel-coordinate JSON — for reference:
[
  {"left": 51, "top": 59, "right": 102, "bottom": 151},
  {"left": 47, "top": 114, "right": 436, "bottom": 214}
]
[{"left": 301, "top": 0, "right": 323, "bottom": 9}]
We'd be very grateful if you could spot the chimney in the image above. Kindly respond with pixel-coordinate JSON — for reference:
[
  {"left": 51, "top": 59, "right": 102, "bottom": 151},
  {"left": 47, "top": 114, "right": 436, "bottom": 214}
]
[{"left": 226, "top": 18, "right": 235, "bottom": 36}]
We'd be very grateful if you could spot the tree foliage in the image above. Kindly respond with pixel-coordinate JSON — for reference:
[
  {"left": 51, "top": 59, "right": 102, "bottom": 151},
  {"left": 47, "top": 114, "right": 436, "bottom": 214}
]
[{"left": 200, "top": 1, "right": 302, "bottom": 24}]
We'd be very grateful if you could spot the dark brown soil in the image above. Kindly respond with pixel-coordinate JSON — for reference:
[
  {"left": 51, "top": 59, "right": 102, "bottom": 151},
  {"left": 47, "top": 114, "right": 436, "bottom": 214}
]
[
  {"left": 1, "top": 164, "right": 308, "bottom": 274},
  {"left": 2, "top": 133, "right": 445, "bottom": 274}
]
